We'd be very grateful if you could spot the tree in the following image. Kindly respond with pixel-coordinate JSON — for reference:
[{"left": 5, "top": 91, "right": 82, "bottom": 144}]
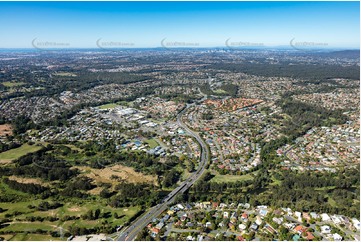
[
  {"left": 187, "top": 161, "right": 195, "bottom": 172},
  {"left": 100, "top": 188, "right": 112, "bottom": 198},
  {"left": 94, "top": 209, "right": 101, "bottom": 219},
  {"left": 163, "top": 169, "right": 180, "bottom": 187}
]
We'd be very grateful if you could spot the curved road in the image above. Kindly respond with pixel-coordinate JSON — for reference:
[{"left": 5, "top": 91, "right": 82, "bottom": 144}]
[{"left": 117, "top": 104, "right": 210, "bottom": 241}]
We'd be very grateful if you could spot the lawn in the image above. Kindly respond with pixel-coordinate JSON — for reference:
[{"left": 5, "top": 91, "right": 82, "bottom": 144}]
[
  {"left": 8, "top": 234, "right": 27, "bottom": 241},
  {"left": 19, "top": 233, "right": 65, "bottom": 241},
  {"left": 145, "top": 139, "right": 158, "bottom": 149},
  {"left": 53, "top": 72, "right": 77, "bottom": 77},
  {"left": 1, "top": 222, "right": 55, "bottom": 233},
  {"left": 211, "top": 173, "right": 254, "bottom": 183},
  {"left": 0, "top": 143, "right": 43, "bottom": 161},
  {"left": 0, "top": 234, "right": 15, "bottom": 241},
  {"left": 0, "top": 200, "right": 141, "bottom": 237},
  {"left": 60, "top": 204, "right": 141, "bottom": 228},
  {"left": 181, "top": 169, "right": 192, "bottom": 181},
  {"left": 1, "top": 81, "right": 25, "bottom": 87},
  {"left": 98, "top": 103, "right": 118, "bottom": 110},
  {"left": 0, "top": 201, "right": 41, "bottom": 219},
  {"left": 269, "top": 176, "right": 282, "bottom": 186},
  {"left": 327, "top": 196, "right": 337, "bottom": 207},
  {"left": 5, "top": 233, "right": 64, "bottom": 241},
  {"left": 213, "top": 89, "right": 228, "bottom": 94}
]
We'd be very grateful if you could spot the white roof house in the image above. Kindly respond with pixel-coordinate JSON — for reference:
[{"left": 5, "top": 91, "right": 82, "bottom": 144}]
[
  {"left": 177, "top": 204, "right": 185, "bottom": 210},
  {"left": 255, "top": 216, "right": 263, "bottom": 226},
  {"left": 310, "top": 212, "right": 319, "bottom": 219},
  {"left": 333, "top": 233, "right": 343, "bottom": 241},
  {"left": 321, "top": 213, "right": 331, "bottom": 221},
  {"left": 331, "top": 215, "right": 341, "bottom": 224},
  {"left": 321, "top": 225, "right": 331, "bottom": 234},
  {"left": 352, "top": 218, "right": 360, "bottom": 230},
  {"left": 239, "top": 224, "right": 247, "bottom": 230}
]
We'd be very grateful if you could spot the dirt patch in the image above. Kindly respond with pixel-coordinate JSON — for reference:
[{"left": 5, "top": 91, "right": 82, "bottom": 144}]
[
  {"left": 0, "top": 159, "right": 12, "bottom": 165},
  {"left": 8, "top": 175, "right": 45, "bottom": 186},
  {"left": 0, "top": 124, "right": 13, "bottom": 136},
  {"left": 88, "top": 186, "right": 103, "bottom": 196},
  {"left": 68, "top": 206, "right": 81, "bottom": 212},
  {"left": 75, "top": 164, "right": 157, "bottom": 186}
]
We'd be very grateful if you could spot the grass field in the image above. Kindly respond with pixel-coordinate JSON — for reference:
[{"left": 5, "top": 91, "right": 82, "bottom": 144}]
[
  {"left": 0, "top": 201, "right": 39, "bottom": 219},
  {"left": 0, "top": 222, "right": 55, "bottom": 233},
  {"left": 14, "top": 233, "right": 64, "bottom": 241},
  {"left": 0, "top": 143, "right": 43, "bottom": 161},
  {"left": 0, "top": 198, "right": 141, "bottom": 239},
  {"left": 145, "top": 139, "right": 158, "bottom": 148},
  {"left": 213, "top": 89, "right": 228, "bottom": 94},
  {"left": 76, "top": 164, "right": 157, "bottom": 186},
  {"left": 3, "top": 233, "right": 64, "bottom": 241},
  {"left": 0, "top": 234, "right": 15, "bottom": 241},
  {"left": 328, "top": 197, "right": 337, "bottom": 207},
  {"left": 53, "top": 72, "right": 77, "bottom": 77},
  {"left": 211, "top": 173, "right": 254, "bottom": 183},
  {"left": 269, "top": 176, "right": 282, "bottom": 186},
  {"left": 98, "top": 103, "right": 118, "bottom": 109},
  {"left": 1, "top": 81, "right": 25, "bottom": 87}
]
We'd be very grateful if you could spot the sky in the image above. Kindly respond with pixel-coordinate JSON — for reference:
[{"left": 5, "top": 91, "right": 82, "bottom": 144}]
[{"left": 0, "top": 1, "right": 359, "bottom": 49}]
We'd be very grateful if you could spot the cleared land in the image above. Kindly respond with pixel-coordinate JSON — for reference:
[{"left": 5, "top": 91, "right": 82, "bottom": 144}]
[
  {"left": 53, "top": 72, "right": 77, "bottom": 77},
  {"left": 211, "top": 173, "right": 254, "bottom": 183},
  {"left": 98, "top": 103, "right": 119, "bottom": 110},
  {"left": 0, "top": 124, "right": 13, "bottom": 136},
  {"left": 76, "top": 164, "right": 157, "bottom": 187},
  {"left": 145, "top": 139, "right": 158, "bottom": 148},
  {"left": 7, "top": 175, "right": 44, "bottom": 186},
  {"left": 0, "top": 143, "right": 43, "bottom": 163},
  {"left": 1, "top": 81, "right": 25, "bottom": 87}
]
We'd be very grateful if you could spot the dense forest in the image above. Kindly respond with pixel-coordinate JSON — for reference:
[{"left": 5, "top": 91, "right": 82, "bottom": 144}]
[
  {"left": 277, "top": 98, "right": 347, "bottom": 139},
  {"left": 208, "top": 62, "right": 360, "bottom": 80},
  {"left": 0, "top": 71, "right": 148, "bottom": 101},
  {"left": 199, "top": 83, "right": 239, "bottom": 97},
  {"left": 259, "top": 97, "right": 348, "bottom": 175},
  {"left": 253, "top": 168, "right": 360, "bottom": 218},
  {"left": 185, "top": 167, "right": 360, "bottom": 218}
]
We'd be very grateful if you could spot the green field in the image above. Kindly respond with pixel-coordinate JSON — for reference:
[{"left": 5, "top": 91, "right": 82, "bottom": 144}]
[
  {"left": 98, "top": 103, "right": 119, "bottom": 110},
  {"left": 0, "top": 144, "right": 43, "bottom": 161},
  {"left": 211, "top": 173, "right": 254, "bottom": 183},
  {"left": 53, "top": 72, "right": 77, "bottom": 77},
  {"left": 0, "top": 201, "right": 41, "bottom": 219},
  {"left": 4, "top": 232, "right": 65, "bottom": 241},
  {"left": 0, "top": 198, "right": 141, "bottom": 239},
  {"left": 269, "top": 176, "right": 282, "bottom": 186},
  {"left": 10, "top": 233, "right": 65, "bottom": 241},
  {"left": 213, "top": 89, "right": 228, "bottom": 94},
  {"left": 145, "top": 139, "right": 158, "bottom": 149},
  {"left": 1, "top": 81, "right": 25, "bottom": 87},
  {"left": 0, "top": 222, "right": 55, "bottom": 233}
]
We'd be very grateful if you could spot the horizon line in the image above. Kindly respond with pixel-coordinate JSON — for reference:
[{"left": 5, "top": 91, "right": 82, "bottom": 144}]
[{"left": 0, "top": 47, "right": 359, "bottom": 50}]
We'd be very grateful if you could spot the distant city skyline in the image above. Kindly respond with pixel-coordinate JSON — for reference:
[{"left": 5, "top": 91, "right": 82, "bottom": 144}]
[{"left": 0, "top": 1, "right": 359, "bottom": 49}]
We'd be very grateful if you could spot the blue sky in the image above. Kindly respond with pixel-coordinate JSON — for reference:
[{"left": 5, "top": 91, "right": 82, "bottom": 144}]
[{"left": 0, "top": 1, "right": 359, "bottom": 48}]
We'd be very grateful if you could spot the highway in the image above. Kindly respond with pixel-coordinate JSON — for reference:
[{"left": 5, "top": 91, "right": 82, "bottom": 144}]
[{"left": 117, "top": 103, "right": 210, "bottom": 241}]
